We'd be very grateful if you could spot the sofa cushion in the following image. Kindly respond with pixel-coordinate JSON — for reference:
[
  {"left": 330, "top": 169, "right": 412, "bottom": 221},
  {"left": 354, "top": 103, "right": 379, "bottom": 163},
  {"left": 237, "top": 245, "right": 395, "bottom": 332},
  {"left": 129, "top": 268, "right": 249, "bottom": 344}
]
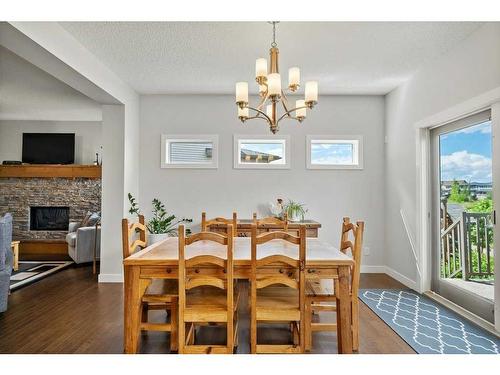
[{"left": 66, "top": 232, "right": 77, "bottom": 247}]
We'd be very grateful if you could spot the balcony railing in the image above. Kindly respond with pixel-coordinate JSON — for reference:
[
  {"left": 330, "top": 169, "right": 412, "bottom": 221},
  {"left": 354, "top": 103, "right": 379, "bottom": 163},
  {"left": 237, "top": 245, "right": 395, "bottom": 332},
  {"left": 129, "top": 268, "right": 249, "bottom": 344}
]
[{"left": 441, "top": 212, "right": 494, "bottom": 282}]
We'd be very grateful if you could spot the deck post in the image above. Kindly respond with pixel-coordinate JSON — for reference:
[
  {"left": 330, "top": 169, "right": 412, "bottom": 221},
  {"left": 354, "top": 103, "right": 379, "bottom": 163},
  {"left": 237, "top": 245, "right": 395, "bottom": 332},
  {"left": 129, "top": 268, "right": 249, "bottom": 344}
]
[{"left": 461, "top": 211, "right": 470, "bottom": 281}]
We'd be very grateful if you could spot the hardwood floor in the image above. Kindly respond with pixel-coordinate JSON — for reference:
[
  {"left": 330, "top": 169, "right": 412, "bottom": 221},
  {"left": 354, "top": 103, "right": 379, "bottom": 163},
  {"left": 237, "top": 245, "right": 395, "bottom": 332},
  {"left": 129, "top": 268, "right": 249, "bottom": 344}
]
[{"left": 0, "top": 266, "right": 414, "bottom": 354}]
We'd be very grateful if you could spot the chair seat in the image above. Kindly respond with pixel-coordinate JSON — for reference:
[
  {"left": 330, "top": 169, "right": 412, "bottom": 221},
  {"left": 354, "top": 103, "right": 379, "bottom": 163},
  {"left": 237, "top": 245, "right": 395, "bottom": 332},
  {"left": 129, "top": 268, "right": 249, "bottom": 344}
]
[
  {"left": 256, "top": 287, "right": 300, "bottom": 321},
  {"left": 184, "top": 286, "right": 239, "bottom": 323},
  {"left": 306, "top": 280, "right": 336, "bottom": 297},
  {"left": 142, "top": 279, "right": 178, "bottom": 304}
]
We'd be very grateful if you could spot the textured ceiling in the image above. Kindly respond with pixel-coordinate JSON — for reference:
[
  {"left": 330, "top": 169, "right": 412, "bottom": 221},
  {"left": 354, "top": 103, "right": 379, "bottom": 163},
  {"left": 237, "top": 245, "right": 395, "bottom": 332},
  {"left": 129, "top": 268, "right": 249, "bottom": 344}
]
[{"left": 59, "top": 22, "right": 483, "bottom": 95}]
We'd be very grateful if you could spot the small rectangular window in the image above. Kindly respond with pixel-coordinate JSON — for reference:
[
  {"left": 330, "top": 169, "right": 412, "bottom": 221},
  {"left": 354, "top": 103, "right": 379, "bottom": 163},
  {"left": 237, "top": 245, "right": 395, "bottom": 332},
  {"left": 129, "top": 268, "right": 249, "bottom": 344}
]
[
  {"left": 234, "top": 135, "right": 290, "bottom": 169},
  {"left": 161, "top": 135, "right": 218, "bottom": 169},
  {"left": 307, "top": 135, "right": 363, "bottom": 169}
]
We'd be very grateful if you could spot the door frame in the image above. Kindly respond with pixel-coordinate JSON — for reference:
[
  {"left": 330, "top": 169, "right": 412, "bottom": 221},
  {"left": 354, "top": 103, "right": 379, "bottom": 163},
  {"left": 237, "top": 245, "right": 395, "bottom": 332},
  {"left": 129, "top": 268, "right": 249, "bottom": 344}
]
[
  {"left": 429, "top": 111, "right": 493, "bottom": 322},
  {"left": 415, "top": 86, "right": 500, "bottom": 331}
]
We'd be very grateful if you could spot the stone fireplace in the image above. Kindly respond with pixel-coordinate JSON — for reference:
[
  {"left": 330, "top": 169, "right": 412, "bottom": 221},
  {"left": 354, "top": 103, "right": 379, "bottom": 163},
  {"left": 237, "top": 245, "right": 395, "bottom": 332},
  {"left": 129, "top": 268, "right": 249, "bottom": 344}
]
[{"left": 0, "top": 176, "right": 101, "bottom": 240}]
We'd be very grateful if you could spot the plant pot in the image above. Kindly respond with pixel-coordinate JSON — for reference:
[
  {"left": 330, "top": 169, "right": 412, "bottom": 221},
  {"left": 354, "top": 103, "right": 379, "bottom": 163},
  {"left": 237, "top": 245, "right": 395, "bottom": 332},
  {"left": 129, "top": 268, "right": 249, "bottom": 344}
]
[
  {"left": 287, "top": 212, "right": 302, "bottom": 222},
  {"left": 147, "top": 233, "right": 169, "bottom": 245}
]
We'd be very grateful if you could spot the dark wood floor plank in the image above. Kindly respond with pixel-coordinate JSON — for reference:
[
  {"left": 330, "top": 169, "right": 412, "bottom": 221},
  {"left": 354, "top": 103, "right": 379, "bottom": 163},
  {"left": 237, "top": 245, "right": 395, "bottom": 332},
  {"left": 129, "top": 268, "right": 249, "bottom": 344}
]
[{"left": 0, "top": 266, "right": 414, "bottom": 354}]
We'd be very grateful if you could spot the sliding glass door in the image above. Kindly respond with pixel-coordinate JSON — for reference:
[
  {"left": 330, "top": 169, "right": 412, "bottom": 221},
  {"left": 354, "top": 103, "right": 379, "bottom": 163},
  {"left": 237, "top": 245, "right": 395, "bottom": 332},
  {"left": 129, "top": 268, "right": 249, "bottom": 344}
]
[{"left": 431, "top": 110, "right": 495, "bottom": 322}]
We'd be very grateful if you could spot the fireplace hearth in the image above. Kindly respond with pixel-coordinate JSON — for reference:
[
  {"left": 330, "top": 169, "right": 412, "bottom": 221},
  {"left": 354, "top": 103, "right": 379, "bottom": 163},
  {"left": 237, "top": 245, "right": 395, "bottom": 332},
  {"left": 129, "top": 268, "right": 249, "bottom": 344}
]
[{"left": 30, "top": 206, "right": 70, "bottom": 231}]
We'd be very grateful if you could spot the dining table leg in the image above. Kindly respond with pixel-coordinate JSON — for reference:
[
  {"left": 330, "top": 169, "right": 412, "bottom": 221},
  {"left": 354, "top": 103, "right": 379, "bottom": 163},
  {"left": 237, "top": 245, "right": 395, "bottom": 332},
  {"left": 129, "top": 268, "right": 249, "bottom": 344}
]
[
  {"left": 337, "top": 265, "right": 353, "bottom": 354},
  {"left": 124, "top": 265, "right": 144, "bottom": 354}
]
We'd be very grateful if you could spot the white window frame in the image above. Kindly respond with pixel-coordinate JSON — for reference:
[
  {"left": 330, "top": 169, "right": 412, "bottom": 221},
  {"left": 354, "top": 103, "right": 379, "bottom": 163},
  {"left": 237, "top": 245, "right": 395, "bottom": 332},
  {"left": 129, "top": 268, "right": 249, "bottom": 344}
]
[
  {"left": 161, "top": 134, "right": 218, "bottom": 169},
  {"left": 233, "top": 134, "right": 291, "bottom": 169},
  {"left": 306, "top": 135, "right": 363, "bottom": 170}
]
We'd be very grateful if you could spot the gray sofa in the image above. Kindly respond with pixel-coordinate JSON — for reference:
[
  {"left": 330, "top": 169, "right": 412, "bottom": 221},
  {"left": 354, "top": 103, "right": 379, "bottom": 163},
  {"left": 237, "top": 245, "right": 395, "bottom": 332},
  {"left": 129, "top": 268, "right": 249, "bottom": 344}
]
[
  {"left": 66, "top": 221, "right": 101, "bottom": 264},
  {"left": 0, "top": 213, "right": 13, "bottom": 313}
]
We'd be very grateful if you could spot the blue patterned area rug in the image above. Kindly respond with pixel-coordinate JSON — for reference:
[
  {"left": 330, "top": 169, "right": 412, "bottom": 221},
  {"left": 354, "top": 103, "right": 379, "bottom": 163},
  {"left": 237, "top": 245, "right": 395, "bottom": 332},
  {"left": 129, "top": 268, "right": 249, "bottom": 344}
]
[{"left": 359, "top": 289, "right": 500, "bottom": 354}]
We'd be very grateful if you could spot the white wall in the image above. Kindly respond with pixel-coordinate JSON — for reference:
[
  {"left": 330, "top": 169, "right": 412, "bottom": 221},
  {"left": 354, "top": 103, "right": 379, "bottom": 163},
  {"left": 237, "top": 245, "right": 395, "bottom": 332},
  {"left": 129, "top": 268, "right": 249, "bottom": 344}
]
[
  {"left": 0, "top": 120, "right": 102, "bottom": 164},
  {"left": 6, "top": 22, "right": 141, "bottom": 282},
  {"left": 0, "top": 46, "right": 102, "bottom": 122},
  {"left": 139, "top": 94, "right": 386, "bottom": 269},
  {"left": 385, "top": 23, "right": 500, "bottom": 286}
]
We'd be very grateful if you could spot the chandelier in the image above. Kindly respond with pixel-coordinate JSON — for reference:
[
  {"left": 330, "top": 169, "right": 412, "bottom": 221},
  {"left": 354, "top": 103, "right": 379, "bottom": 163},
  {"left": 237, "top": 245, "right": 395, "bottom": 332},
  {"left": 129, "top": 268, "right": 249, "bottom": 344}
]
[{"left": 235, "top": 21, "right": 318, "bottom": 134}]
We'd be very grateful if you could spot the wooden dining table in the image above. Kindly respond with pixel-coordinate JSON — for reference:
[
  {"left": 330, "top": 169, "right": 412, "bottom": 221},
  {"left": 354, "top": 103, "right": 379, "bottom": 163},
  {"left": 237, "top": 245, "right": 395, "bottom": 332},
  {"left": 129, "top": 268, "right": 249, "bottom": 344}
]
[{"left": 123, "top": 237, "right": 355, "bottom": 354}]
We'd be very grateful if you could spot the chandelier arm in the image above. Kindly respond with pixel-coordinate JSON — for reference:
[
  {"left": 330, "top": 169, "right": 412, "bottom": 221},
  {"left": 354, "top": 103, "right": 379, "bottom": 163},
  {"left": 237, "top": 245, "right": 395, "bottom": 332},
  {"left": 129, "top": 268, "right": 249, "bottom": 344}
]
[
  {"left": 255, "top": 90, "right": 269, "bottom": 111},
  {"left": 280, "top": 90, "right": 292, "bottom": 115},
  {"left": 277, "top": 105, "right": 308, "bottom": 123},
  {"left": 245, "top": 116, "right": 268, "bottom": 122},
  {"left": 247, "top": 106, "right": 272, "bottom": 124}
]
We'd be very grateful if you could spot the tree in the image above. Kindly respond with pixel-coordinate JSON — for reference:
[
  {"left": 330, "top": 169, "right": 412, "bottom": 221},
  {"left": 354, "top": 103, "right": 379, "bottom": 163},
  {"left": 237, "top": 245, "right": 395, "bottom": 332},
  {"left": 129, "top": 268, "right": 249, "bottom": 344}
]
[{"left": 448, "top": 180, "right": 471, "bottom": 203}]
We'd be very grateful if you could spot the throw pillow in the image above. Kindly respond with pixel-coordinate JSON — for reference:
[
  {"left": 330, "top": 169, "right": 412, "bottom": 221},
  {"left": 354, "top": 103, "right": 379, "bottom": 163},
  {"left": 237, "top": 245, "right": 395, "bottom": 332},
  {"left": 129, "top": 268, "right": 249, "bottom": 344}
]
[
  {"left": 87, "top": 212, "right": 101, "bottom": 227},
  {"left": 80, "top": 211, "right": 92, "bottom": 227}
]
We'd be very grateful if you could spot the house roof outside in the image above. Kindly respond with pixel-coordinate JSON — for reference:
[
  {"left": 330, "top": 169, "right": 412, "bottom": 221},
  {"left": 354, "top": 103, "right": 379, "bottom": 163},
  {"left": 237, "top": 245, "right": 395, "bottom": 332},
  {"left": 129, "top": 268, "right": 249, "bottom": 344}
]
[{"left": 240, "top": 149, "right": 282, "bottom": 163}]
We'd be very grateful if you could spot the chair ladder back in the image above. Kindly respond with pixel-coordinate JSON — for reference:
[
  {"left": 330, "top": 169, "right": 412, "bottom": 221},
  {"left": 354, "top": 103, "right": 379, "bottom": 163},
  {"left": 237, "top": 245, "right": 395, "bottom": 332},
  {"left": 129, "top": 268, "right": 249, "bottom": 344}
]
[
  {"left": 250, "top": 224, "right": 306, "bottom": 353},
  {"left": 122, "top": 214, "right": 147, "bottom": 259},
  {"left": 339, "top": 217, "right": 365, "bottom": 295},
  {"left": 251, "top": 225, "right": 305, "bottom": 289},
  {"left": 351, "top": 221, "right": 364, "bottom": 296},
  {"left": 252, "top": 212, "right": 289, "bottom": 232},
  {"left": 201, "top": 211, "right": 238, "bottom": 237},
  {"left": 178, "top": 224, "right": 234, "bottom": 353},
  {"left": 178, "top": 224, "right": 187, "bottom": 353}
]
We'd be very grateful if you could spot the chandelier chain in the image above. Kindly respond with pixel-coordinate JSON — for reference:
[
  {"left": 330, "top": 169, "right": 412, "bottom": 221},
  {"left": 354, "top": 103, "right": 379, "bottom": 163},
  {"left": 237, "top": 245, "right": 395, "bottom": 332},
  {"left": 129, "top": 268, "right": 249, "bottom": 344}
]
[{"left": 271, "top": 21, "right": 277, "bottom": 47}]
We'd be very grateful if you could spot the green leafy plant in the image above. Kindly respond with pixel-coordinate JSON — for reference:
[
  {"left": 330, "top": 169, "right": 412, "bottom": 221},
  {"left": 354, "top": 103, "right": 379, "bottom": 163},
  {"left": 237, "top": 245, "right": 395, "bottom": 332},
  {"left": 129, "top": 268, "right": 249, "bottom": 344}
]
[
  {"left": 448, "top": 180, "right": 472, "bottom": 203},
  {"left": 467, "top": 197, "right": 492, "bottom": 213},
  {"left": 127, "top": 193, "right": 192, "bottom": 235},
  {"left": 283, "top": 199, "right": 308, "bottom": 221}
]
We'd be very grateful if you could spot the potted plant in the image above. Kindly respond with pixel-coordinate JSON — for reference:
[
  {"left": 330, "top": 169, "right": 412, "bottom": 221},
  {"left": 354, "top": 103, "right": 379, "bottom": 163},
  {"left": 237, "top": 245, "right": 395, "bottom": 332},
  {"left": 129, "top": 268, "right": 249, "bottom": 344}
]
[
  {"left": 128, "top": 193, "right": 192, "bottom": 244},
  {"left": 284, "top": 199, "right": 308, "bottom": 222}
]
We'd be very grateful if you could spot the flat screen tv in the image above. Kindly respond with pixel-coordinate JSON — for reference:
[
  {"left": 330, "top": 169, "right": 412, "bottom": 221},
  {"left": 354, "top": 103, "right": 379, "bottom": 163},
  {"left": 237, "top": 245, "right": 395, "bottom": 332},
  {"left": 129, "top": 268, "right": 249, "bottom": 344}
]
[{"left": 22, "top": 133, "right": 75, "bottom": 164}]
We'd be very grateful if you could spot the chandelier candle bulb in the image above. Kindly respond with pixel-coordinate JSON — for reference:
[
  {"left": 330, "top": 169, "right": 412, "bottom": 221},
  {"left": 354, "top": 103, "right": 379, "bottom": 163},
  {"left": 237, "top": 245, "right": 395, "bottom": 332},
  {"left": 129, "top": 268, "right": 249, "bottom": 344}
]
[
  {"left": 296, "top": 100, "right": 306, "bottom": 120},
  {"left": 255, "top": 58, "right": 268, "bottom": 79},
  {"left": 238, "top": 107, "right": 249, "bottom": 121},
  {"left": 288, "top": 67, "right": 300, "bottom": 90},
  {"left": 305, "top": 81, "right": 318, "bottom": 106},
  {"left": 267, "top": 73, "right": 281, "bottom": 97},
  {"left": 235, "top": 82, "right": 249, "bottom": 106}
]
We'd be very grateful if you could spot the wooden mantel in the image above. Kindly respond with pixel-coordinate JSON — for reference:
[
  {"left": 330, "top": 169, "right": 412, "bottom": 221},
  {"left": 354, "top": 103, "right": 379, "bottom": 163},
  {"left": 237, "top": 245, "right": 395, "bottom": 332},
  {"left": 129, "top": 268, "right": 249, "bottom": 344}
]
[{"left": 0, "top": 164, "right": 101, "bottom": 179}]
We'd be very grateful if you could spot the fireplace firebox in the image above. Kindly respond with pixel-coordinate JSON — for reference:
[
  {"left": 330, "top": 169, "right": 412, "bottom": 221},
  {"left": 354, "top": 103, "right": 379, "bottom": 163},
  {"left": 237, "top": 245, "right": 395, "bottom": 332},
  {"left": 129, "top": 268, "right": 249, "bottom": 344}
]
[{"left": 30, "top": 206, "right": 70, "bottom": 231}]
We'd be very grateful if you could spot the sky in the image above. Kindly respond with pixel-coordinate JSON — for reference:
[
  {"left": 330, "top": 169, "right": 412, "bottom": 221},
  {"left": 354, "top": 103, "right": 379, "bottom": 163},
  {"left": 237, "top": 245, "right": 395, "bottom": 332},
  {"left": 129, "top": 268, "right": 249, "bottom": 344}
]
[
  {"left": 311, "top": 143, "right": 354, "bottom": 164},
  {"left": 242, "top": 141, "right": 355, "bottom": 165},
  {"left": 440, "top": 121, "right": 492, "bottom": 183}
]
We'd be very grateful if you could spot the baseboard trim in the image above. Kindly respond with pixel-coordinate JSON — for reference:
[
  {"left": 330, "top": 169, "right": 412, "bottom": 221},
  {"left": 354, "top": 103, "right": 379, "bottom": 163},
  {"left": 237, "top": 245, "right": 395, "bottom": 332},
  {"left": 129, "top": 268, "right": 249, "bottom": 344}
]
[
  {"left": 98, "top": 273, "right": 124, "bottom": 283},
  {"left": 384, "top": 266, "right": 418, "bottom": 291},
  {"left": 361, "top": 265, "right": 386, "bottom": 273}
]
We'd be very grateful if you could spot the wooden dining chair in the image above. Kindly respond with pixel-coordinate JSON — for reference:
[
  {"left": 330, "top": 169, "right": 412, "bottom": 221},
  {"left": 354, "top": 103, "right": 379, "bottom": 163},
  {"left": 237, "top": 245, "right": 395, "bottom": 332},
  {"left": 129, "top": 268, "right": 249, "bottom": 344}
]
[
  {"left": 252, "top": 212, "right": 290, "bottom": 232},
  {"left": 250, "top": 223, "right": 306, "bottom": 353},
  {"left": 122, "top": 215, "right": 179, "bottom": 352},
  {"left": 304, "top": 217, "right": 364, "bottom": 352},
  {"left": 201, "top": 212, "right": 238, "bottom": 237},
  {"left": 178, "top": 224, "right": 239, "bottom": 354}
]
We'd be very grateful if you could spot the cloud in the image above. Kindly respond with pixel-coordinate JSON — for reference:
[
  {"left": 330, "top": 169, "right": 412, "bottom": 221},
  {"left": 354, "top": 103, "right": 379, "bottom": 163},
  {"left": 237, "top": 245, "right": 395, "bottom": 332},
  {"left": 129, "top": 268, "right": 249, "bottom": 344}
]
[
  {"left": 456, "top": 121, "right": 491, "bottom": 135},
  {"left": 441, "top": 150, "right": 492, "bottom": 182},
  {"left": 311, "top": 145, "right": 354, "bottom": 164}
]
